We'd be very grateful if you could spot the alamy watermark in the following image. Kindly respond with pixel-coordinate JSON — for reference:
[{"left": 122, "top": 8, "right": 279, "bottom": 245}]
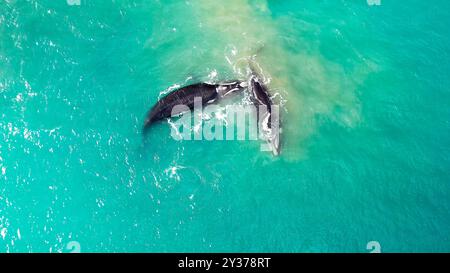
[
  {"left": 366, "top": 241, "right": 381, "bottom": 253},
  {"left": 66, "top": 241, "right": 81, "bottom": 253},
  {"left": 67, "top": 0, "right": 81, "bottom": 5},
  {"left": 367, "top": 0, "right": 381, "bottom": 6}
]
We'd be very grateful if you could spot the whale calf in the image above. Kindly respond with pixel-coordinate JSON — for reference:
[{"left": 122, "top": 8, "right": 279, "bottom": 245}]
[
  {"left": 144, "top": 81, "right": 244, "bottom": 130},
  {"left": 248, "top": 71, "right": 281, "bottom": 156}
]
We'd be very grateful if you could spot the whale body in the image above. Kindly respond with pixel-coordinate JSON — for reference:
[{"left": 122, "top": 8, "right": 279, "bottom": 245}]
[
  {"left": 144, "top": 81, "right": 244, "bottom": 130},
  {"left": 248, "top": 72, "right": 281, "bottom": 156}
]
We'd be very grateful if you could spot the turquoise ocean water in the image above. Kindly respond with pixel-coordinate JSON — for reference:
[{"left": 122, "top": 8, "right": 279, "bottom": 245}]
[{"left": 1, "top": 0, "right": 449, "bottom": 252}]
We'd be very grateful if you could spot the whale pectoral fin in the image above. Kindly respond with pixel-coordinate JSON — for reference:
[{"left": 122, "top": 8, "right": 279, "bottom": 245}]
[
  {"left": 221, "top": 87, "right": 240, "bottom": 97},
  {"left": 269, "top": 130, "right": 281, "bottom": 156}
]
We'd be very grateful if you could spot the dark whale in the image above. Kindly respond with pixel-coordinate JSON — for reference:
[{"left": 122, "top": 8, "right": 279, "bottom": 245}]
[
  {"left": 248, "top": 69, "right": 281, "bottom": 156},
  {"left": 249, "top": 76, "right": 273, "bottom": 127},
  {"left": 144, "top": 81, "right": 244, "bottom": 130}
]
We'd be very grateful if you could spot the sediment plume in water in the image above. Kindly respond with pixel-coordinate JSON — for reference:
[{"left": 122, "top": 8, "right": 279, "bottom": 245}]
[{"left": 190, "top": 0, "right": 372, "bottom": 160}]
